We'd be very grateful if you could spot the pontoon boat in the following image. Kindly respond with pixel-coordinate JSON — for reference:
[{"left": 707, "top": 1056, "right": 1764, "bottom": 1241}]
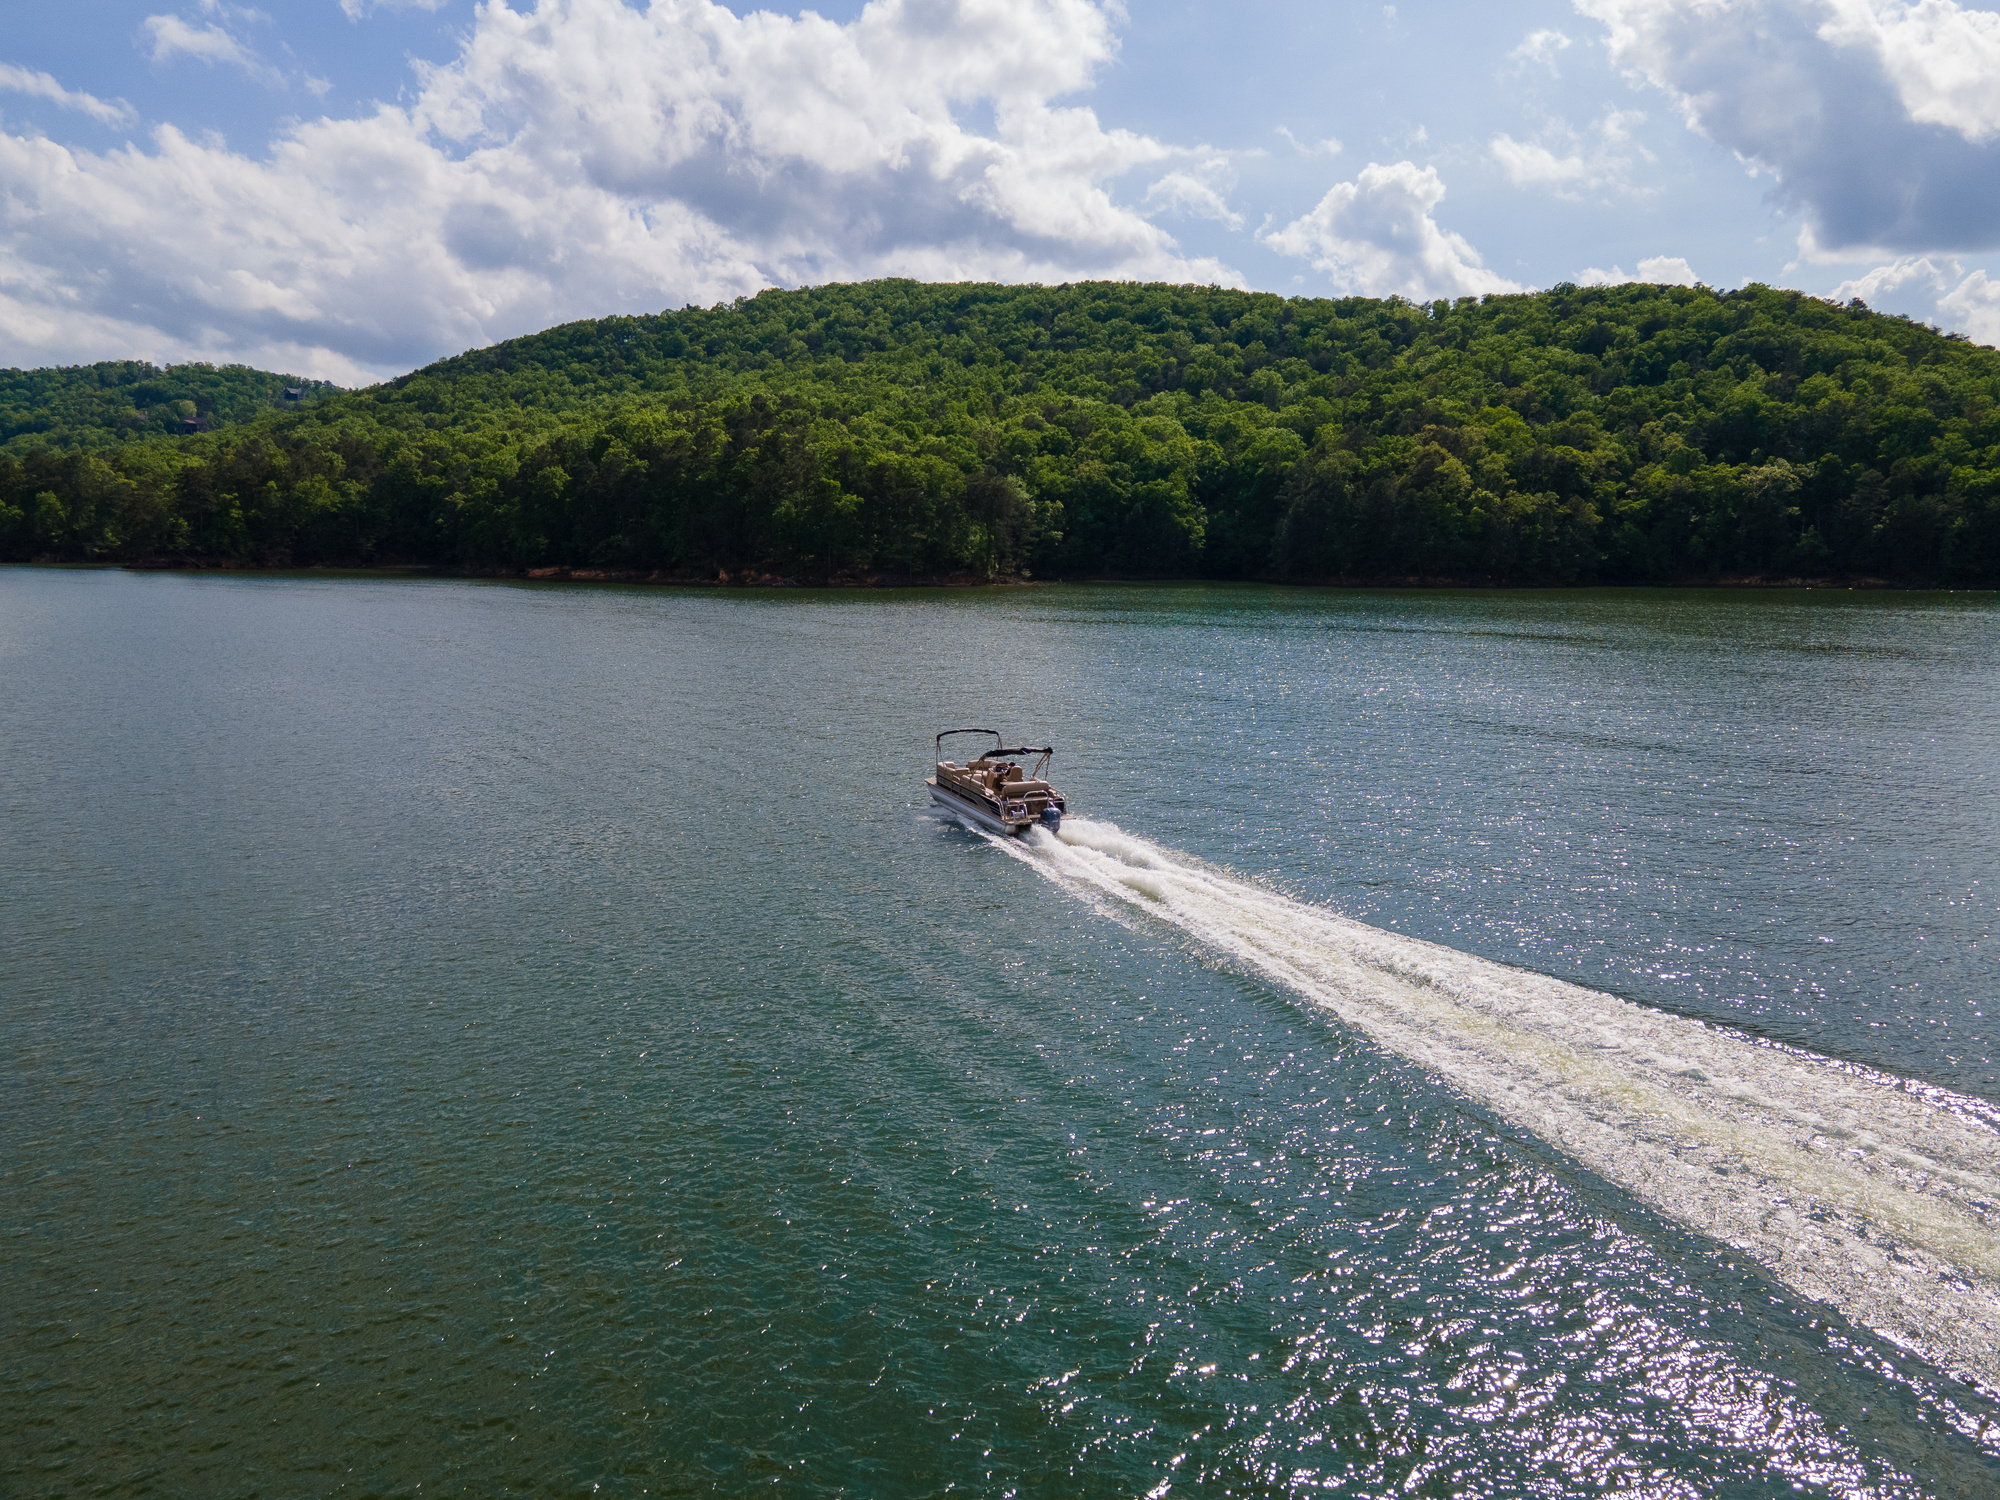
[{"left": 928, "top": 729, "right": 1066, "bottom": 836}]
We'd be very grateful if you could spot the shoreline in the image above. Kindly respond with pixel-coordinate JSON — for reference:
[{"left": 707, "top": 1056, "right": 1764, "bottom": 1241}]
[
  {"left": 23, "top": 559, "right": 1986, "bottom": 591},
  {"left": 2, "top": 559, "right": 1991, "bottom": 593}
]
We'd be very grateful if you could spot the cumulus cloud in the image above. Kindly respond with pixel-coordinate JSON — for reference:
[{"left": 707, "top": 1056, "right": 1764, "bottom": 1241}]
[
  {"left": 1817, "top": 0, "right": 2000, "bottom": 142},
  {"left": 1, "top": 0, "right": 1237, "bottom": 380},
  {"left": 1828, "top": 253, "right": 1959, "bottom": 299},
  {"left": 1826, "top": 255, "right": 2000, "bottom": 346},
  {"left": 1573, "top": 0, "right": 2000, "bottom": 253},
  {"left": 1263, "top": 160, "right": 1523, "bottom": 299},
  {"left": 1578, "top": 254, "right": 1700, "bottom": 284},
  {"left": 1490, "top": 109, "right": 1650, "bottom": 195},
  {"left": 1937, "top": 268, "right": 2000, "bottom": 342},
  {"left": 1143, "top": 169, "right": 1245, "bottom": 230},
  {"left": 0, "top": 64, "right": 134, "bottom": 127},
  {"left": 1510, "top": 28, "right": 1576, "bottom": 71}
]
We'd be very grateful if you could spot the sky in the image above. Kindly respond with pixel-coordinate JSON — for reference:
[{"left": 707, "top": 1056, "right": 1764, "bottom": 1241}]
[{"left": 3, "top": 0, "right": 1998, "bottom": 384}]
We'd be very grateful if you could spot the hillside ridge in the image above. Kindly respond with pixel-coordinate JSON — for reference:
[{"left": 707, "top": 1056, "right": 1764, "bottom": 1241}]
[{"left": 4, "top": 279, "right": 1997, "bottom": 584}]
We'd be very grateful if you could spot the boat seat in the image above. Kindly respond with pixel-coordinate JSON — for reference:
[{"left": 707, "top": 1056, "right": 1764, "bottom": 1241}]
[{"left": 1003, "top": 780, "right": 1053, "bottom": 796}]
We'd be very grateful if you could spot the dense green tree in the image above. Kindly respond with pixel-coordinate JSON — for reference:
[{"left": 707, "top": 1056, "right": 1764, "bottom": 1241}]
[
  {"left": 1, "top": 362, "right": 336, "bottom": 456},
  {"left": 3, "top": 279, "right": 1997, "bottom": 582}
]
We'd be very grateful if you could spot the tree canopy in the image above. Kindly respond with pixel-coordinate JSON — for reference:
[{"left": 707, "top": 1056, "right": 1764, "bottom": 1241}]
[
  {"left": 1, "top": 362, "right": 337, "bottom": 456},
  {"left": 4, "top": 279, "right": 1997, "bottom": 583}
]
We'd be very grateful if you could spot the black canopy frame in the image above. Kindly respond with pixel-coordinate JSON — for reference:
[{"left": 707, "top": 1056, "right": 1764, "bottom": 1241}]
[{"left": 934, "top": 728, "right": 1053, "bottom": 759}]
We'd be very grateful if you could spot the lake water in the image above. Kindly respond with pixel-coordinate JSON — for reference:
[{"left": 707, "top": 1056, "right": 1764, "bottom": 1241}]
[{"left": 3, "top": 568, "right": 1998, "bottom": 1498}]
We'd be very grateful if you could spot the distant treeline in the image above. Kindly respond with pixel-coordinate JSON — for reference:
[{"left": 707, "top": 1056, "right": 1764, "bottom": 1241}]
[
  {"left": 1, "top": 362, "right": 337, "bottom": 456},
  {"left": 3, "top": 279, "right": 1997, "bottom": 584}
]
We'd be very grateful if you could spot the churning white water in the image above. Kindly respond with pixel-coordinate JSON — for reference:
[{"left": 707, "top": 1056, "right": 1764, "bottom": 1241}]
[{"left": 982, "top": 816, "right": 2000, "bottom": 1396}]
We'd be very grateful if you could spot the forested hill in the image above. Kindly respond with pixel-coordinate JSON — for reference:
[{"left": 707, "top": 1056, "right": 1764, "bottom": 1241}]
[
  {"left": 4, "top": 279, "right": 1998, "bottom": 584},
  {"left": 1, "top": 362, "right": 338, "bottom": 456}
]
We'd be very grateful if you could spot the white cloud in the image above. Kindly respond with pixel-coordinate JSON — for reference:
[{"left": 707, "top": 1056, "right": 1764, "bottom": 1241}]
[
  {"left": 1510, "top": 28, "right": 1576, "bottom": 70},
  {"left": 1578, "top": 254, "right": 1700, "bottom": 284},
  {"left": 1828, "top": 253, "right": 1959, "bottom": 299},
  {"left": 1262, "top": 160, "right": 1523, "bottom": 299},
  {"left": 1823, "top": 254, "right": 2000, "bottom": 347},
  {"left": 1816, "top": 0, "right": 2000, "bottom": 143},
  {"left": 1275, "top": 126, "right": 1343, "bottom": 156},
  {"left": 1795, "top": 252, "right": 2000, "bottom": 344},
  {"left": 1573, "top": 0, "right": 2000, "bottom": 252},
  {"left": 341, "top": 0, "right": 452, "bottom": 17},
  {"left": 1144, "top": 170, "right": 1244, "bottom": 230},
  {"left": 1, "top": 0, "right": 1238, "bottom": 381},
  {"left": 0, "top": 64, "right": 134, "bottom": 127},
  {"left": 1490, "top": 109, "right": 1650, "bottom": 195},
  {"left": 142, "top": 14, "right": 272, "bottom": 78},
  {"left": 1937, "top": 267, "right": 2000, "bottom": 342},
  {"left": 1639, "top": 254, "right": 1700, "bottom": 283}
]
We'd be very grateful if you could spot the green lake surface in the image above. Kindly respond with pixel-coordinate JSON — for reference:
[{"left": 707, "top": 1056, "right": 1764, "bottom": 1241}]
[{"left": 3, "top": 568, "right": 1998, "bottom": 1498}]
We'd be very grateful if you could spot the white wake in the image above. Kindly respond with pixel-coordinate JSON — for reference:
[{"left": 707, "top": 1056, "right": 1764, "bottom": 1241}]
[{"left": 982, "top": 816, "right": 2000, "bottom": 1397}]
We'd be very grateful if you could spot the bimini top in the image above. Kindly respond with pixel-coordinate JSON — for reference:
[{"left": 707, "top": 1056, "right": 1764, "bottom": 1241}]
[{"left": 935, "top": 728, "right": 1053, "bottom": 760}]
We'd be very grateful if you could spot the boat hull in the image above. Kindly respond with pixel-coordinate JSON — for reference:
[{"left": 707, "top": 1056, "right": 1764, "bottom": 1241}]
[{"left": 927, "top": 778, "right": 1035, "bottom": 836}]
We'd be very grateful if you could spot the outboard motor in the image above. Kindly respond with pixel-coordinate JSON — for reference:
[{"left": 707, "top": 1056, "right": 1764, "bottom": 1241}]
[{"left": 1040, "top": 805, "right": 1062, "bottom": 833}]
